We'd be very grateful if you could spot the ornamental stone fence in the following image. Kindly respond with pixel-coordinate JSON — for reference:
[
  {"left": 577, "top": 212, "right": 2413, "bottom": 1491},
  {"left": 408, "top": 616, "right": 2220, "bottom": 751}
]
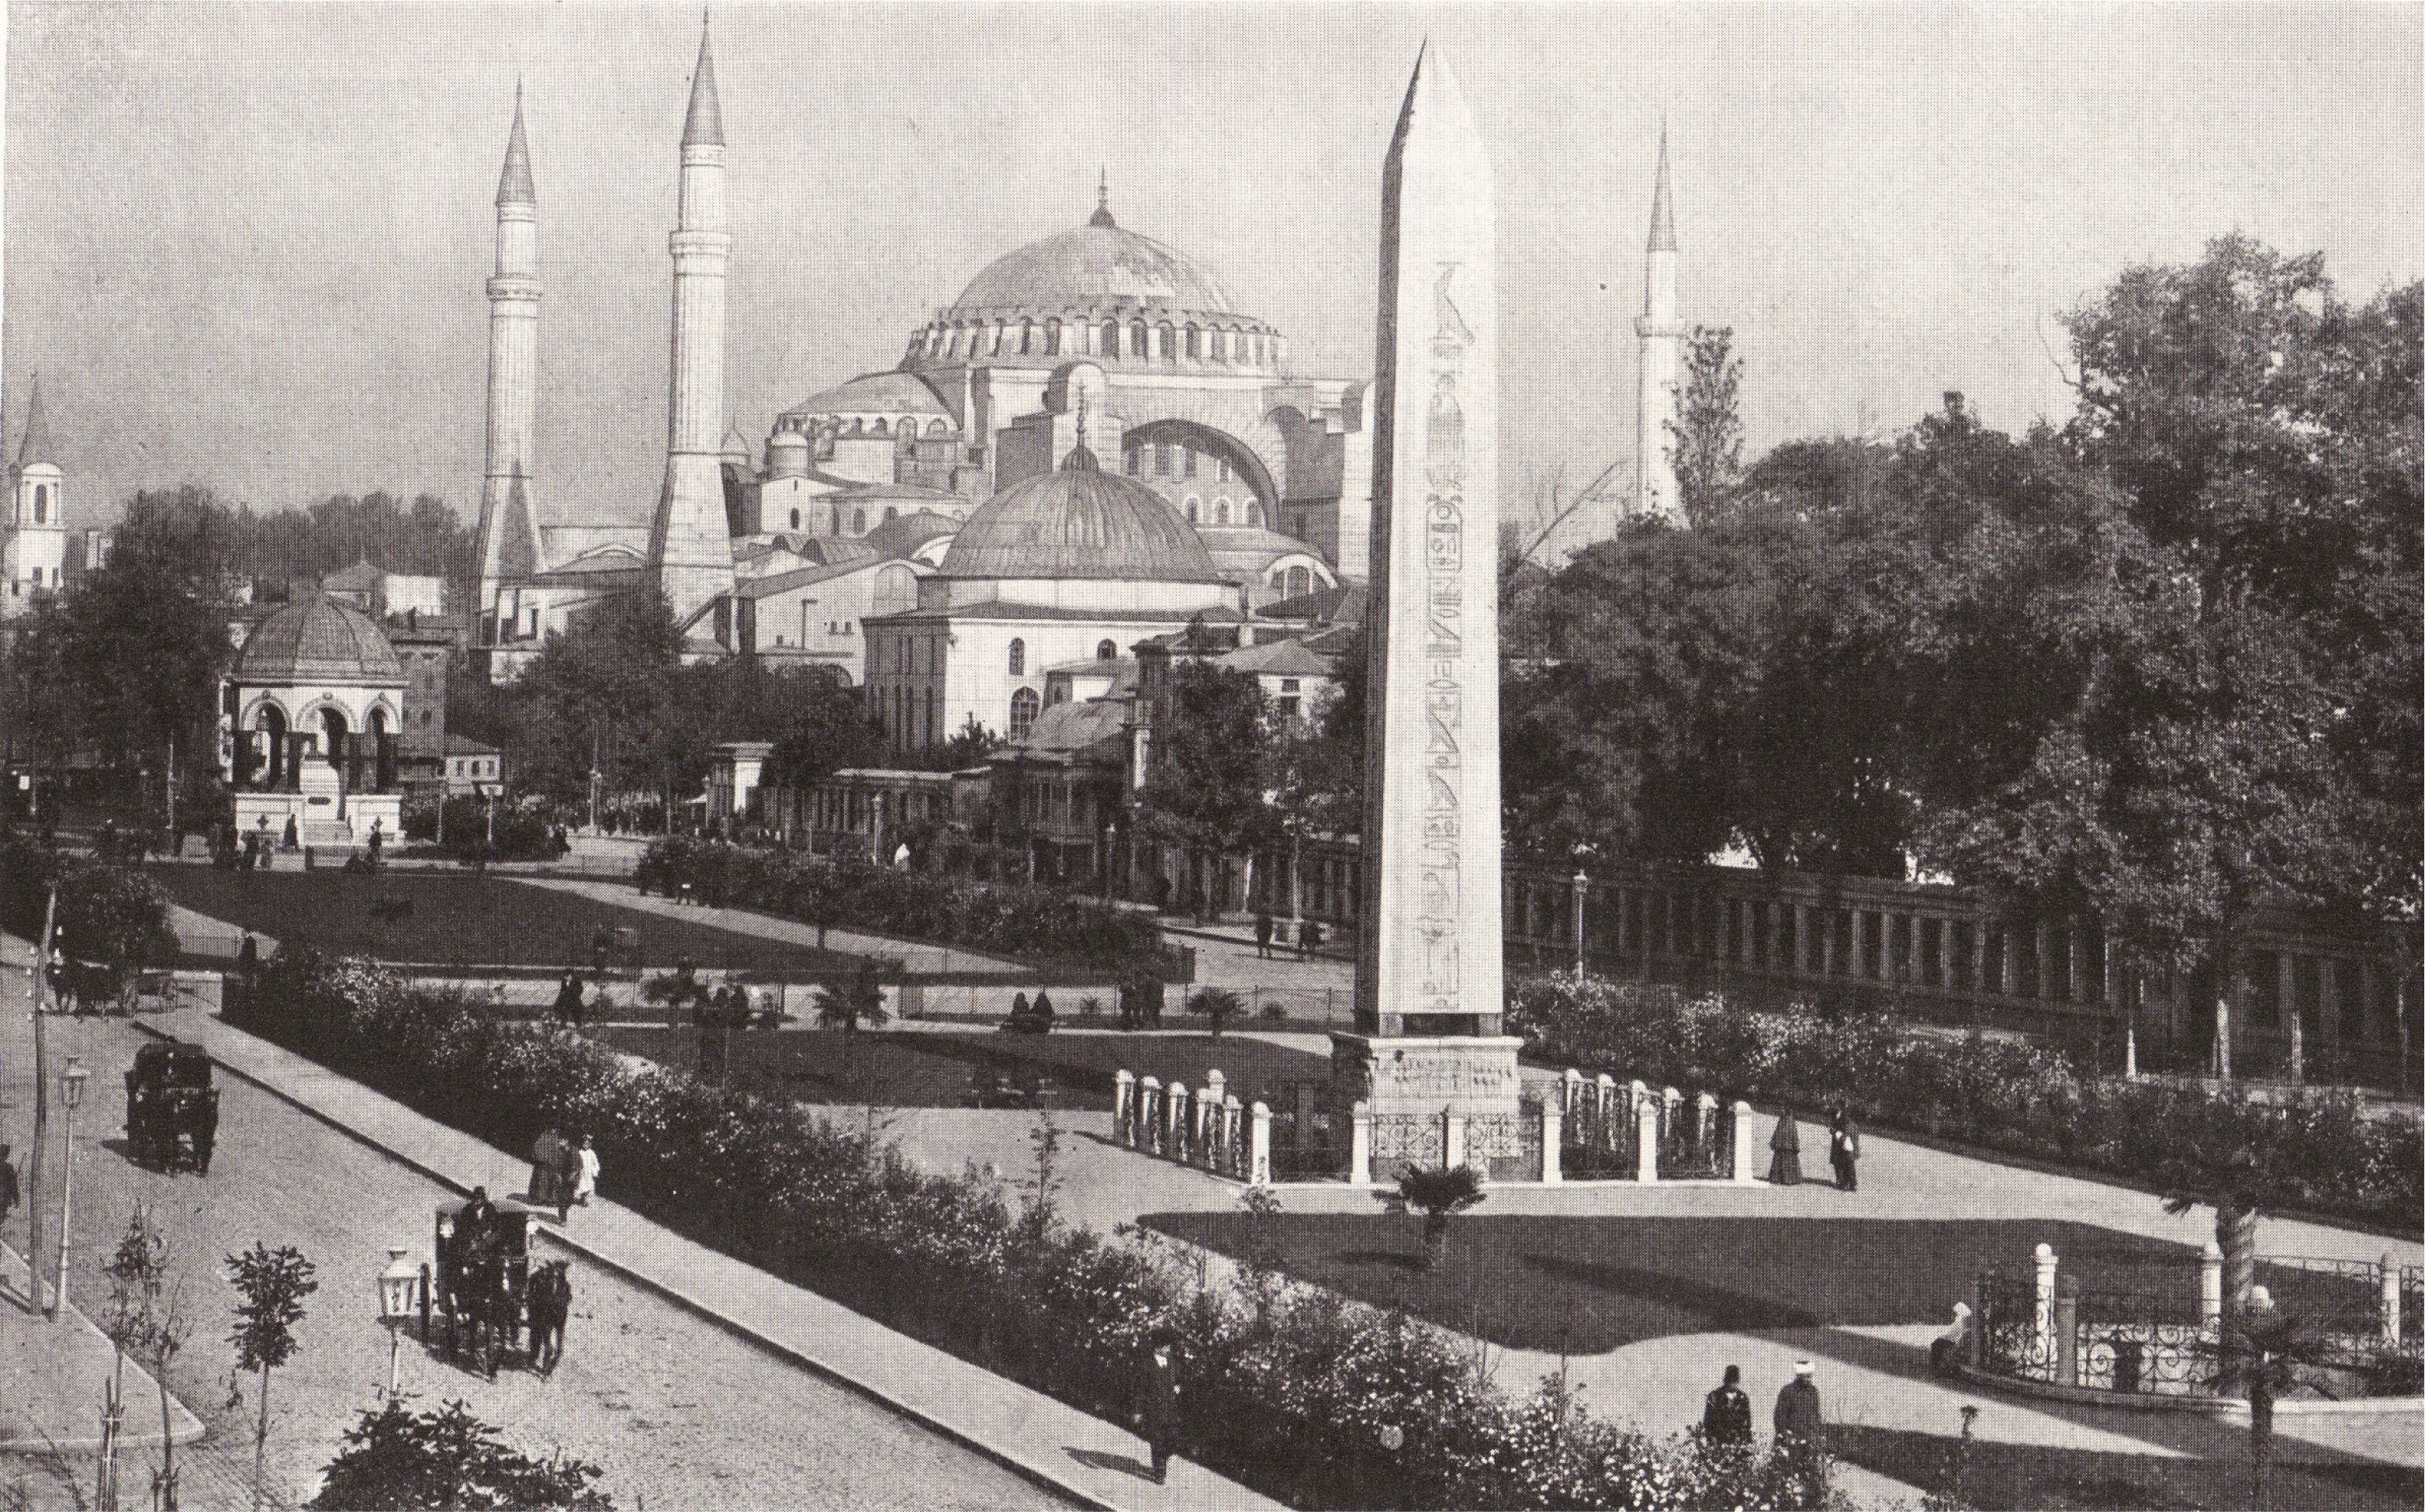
[
  {"left": 1967, "top": 1241, "right": 2424, "bottom": 1403},
  {"left": 1112, "top": 1066, "right": 1766, "bottom": 1187}
]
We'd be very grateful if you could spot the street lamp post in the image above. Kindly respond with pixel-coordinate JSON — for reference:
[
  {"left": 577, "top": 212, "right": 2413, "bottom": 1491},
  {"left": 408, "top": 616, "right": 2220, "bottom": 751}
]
[
  {"left": 376, "top": 1247, "right": 421, "bottom": 1399},
  {"left": 54, "top": 1056, "right": 90, "bottom": 1320},
  {"left": 1572, "top": 870, "right": 1591, "bottom": 981},
  {"left": 1101, "top": 818, "right": 1118, "bottom": 903}
]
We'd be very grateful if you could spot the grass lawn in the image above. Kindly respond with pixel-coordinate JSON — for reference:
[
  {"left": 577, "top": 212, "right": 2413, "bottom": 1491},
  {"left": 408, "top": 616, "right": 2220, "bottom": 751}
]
[
  {"left": 873, "top": 1030, "right": 1333, "bottom": 1103},
  {"left": 1140, "top": 1214, "right": 2202, "bottom": 1354},
  {"left": 594, "top": 1026, "right": 1112, "bottom": 1109},
  {"left": 1830, "top": 1424, "right": 2423, "bottom": 1511},
  {"left": 153, "top": 867, "right": 861, "bottom": 977}
]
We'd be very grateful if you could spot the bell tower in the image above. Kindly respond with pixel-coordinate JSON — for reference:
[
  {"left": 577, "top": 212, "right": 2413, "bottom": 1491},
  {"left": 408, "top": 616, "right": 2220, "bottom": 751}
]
[{"left": 5, "top": 377, "right": 69, "bottom": 614}]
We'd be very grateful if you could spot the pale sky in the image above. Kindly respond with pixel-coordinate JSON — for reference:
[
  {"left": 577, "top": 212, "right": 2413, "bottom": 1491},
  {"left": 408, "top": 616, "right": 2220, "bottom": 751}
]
[{"left": 6, "top": 2, "right": 2420, "bottom": 537}]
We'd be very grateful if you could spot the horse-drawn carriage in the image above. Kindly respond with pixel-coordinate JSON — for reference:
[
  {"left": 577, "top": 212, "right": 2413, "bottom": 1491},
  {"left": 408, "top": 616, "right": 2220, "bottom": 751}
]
[
  {"left": 124, "top": 1041, "right": 219, "bottom": 1173},
  {"left": 432, "top": 1196, "right": 570, "bottom": 1378}
]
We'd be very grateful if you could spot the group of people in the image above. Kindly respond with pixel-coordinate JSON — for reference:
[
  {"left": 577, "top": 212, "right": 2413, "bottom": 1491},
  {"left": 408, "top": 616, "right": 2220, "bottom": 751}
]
[
  {"left": 1250, "top": 912, "right": 1323, "bottom": 960},
  {"left": 1766, "top": 1107, "right": 1863, "bottom": 1191},
  {"left": 528, "top": 1128, "right": 600, "bottom": 1223},
  {"left": 1701, "top": 1359, "right": 1827, "bottom": 1492}
]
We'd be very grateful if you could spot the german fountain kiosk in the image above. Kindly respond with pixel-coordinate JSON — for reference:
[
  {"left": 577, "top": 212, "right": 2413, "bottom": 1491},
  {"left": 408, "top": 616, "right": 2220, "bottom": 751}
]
[{"left": 1330, "top": 47, "right": 1525, "bottom": 1178}]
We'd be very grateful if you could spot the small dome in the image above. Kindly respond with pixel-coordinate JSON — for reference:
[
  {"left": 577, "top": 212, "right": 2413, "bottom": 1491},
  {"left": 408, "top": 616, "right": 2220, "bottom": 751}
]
[
  {"left": 949, "top": 223, "right": 1243, "bottom": 320},
  {"left": 233, "top": 594, "right": 405, "bottom": 686},
  {"left": 941, "top": 450, "right": 1219, "bottom": 583}
]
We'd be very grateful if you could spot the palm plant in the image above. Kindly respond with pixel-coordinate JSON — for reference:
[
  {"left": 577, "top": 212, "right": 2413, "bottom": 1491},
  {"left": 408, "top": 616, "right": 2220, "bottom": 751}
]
[
  {"left": 2160, "top": 1141, "right": 2269, "bottom": 1320},
  {"left": 1385, "top": 1164, "right": 1486, "bottom": 1272},
  {"left": 1187, "top": 985, "right": 1243, "bottom": 1040}
]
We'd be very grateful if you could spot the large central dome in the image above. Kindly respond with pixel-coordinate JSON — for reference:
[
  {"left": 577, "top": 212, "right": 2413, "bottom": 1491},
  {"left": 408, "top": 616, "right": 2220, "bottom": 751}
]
[
  {"left": 941, "top": 447, "right": 1220, "bottom": 583},
  {"left": 950, "top": 209, "right": 1240, "bottom": 319}
]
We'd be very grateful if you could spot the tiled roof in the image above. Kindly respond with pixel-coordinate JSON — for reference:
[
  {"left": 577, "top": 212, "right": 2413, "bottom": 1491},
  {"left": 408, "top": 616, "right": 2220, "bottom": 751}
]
[
  {"left": 232, "top": 594, "right": 406, "bottom": 686},
  {"left": 873, "top": 600, "right": 1242, "bottom": 625},
  {"left": 443, "top": 735, "right": 500, "bottom": 756},
  {"left": 1008, "top": 697, "right": 1129, "bottom": 756},
  {"left": 1217, "top": 638, "right": 1338, "bottom": 677},
  {"left": 863, "top": 510, "right": 962, "bottom": 559},
  {"left": 323, "top": 559, "right": 382, "bottom": 592},
  {"left": 733, "top": 555, "right": 901, "bottom": 600}
]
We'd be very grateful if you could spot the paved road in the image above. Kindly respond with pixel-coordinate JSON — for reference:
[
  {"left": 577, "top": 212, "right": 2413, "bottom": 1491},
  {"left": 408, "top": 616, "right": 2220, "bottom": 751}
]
[{"left": 0, "top": 1000, "right": 1069, "bottom": 1508}]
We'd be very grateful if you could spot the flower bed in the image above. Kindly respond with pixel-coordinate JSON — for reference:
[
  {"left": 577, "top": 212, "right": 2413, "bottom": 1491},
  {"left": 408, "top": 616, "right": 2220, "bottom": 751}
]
[
  {"left": 638, "top": 838, "right": 1164, "bottom": 972},
  {"left": 230, "top": 947, "right": 1825, "bottom": 1510},
  {"left": 1507, "top": 975, "right": 2423, "bottom": 1233}
]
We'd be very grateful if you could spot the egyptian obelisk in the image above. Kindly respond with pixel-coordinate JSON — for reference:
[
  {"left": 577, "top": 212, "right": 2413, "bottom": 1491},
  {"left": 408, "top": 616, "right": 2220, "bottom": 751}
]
[{"left": 1334, "top": 45, "right": 1522, "bottom": 1126}]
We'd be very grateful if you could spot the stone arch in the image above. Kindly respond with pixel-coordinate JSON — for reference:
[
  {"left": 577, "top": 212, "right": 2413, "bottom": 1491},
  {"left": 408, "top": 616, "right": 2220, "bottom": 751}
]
[
  {"left": 926, "top": 418, "right": 950, "bottom": 436},
  {"left": 1121, "top": 416, "right": 1284, "bottom": 511},
  {"left": 870, "top": 417, "right": 891, "bottom": 437}
]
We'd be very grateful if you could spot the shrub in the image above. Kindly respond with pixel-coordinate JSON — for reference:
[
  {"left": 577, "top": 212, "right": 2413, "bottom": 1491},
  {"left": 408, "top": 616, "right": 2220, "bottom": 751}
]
[
  {"left": 227, "top": 947, "right": 1818, "bottom": 1510},
  {"left": 311, "top": 1400, "right": 612, "bottom": 1510},
  {"left": 1506, "top": 973, "right": 2423, "bottom": 1231},
  {"left": 637, "top": 839, "right": 1163, "bottom": 971}
]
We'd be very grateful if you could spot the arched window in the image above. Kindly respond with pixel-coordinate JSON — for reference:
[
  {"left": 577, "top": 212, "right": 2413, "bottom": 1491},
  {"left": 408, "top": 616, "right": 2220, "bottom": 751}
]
[
  {"left": 1288, "top": 565, "right": 1311, "bottom": 599},
  {"left": 924, "top": 687, "right": 938, "bottom": 748},
  {"left": 1125, "top": 446, "right": 1141, "bottom": 476},
  {"left": 1096, "top": 638, "right": 1117, "bottom": 662},
  {"left": 884, "top": 507, "right": 899, "bottom": 524},
  {"left": 1157, "top": 322, "right": 1175, "bottom": 362},
  {"left": 1215, "top": 500, "right": 1231, "bottom": 525},
  {"left": 1101, "top": 318, "right": 1118, "bottom": 354},
  {"left": 1184, "top": 324, "right": 1201, "bottom": 359},
  {"left": 32, "top": 485, "right": 47, "bottom": 524},
  {"left": 1185, "top": 497, "right": 1200, "bottom": 524},
  {"left": 1044, "top": 317, "right": 1062, "bottom": 355},
  {"left": 1154, "top": 443, "right": 1173, "bottom": 477},
  {"left": 790, "top": 509, "right": 801, "bottom": 529},
  {"left": 853, "top": 507, "right": 867, "bottom": 533},
  {"left": 1183, "top": 448, "right": 1199, "bottom": 479},
  {"left": 1247, "top": 502, "right": 1264, "bottom": 527},
  {"left": 1009, "top": 687, "right": 1040, "bottom": 740},
  {"left": 928, "top": 418, "right": 950, "bottom": 436},
  {"left": 1130, "top": 319, "right": 1148, "bottom": 358},
  {"left": 1007, "top": 638, "right": 1025, "bottom": 676},
  {"left": 870, "top": 417, "right": 890, "bottom": 437},
  {"left": 873, "top": 565, "right": 916, "bottom": 614}
]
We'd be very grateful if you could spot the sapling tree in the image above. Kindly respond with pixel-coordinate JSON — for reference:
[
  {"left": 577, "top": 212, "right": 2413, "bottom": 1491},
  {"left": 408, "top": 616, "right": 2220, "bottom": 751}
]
[
  {"left": 225, "top": 1243, "right": 317, "bottom": 1512},
  {"left": 101, "top": 1205, "right": 190, "bottom": 1512}
]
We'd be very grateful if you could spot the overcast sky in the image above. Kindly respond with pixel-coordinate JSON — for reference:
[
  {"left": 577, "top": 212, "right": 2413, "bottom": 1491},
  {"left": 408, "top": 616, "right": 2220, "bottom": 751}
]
[{"left": 5, "top": 2, "right": 2418, "bottom": 538}]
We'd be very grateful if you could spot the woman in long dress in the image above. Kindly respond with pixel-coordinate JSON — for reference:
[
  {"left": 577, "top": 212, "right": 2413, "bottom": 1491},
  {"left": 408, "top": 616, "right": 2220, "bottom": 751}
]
[{"left": 1768, "top": 1113, "right": 1803, "bottom": 1185}]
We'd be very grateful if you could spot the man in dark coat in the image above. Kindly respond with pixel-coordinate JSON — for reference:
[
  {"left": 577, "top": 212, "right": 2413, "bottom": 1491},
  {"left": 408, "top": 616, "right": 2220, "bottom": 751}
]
[
  {"left": 1134, "top": 1327, "right": 1184, "bottom": 1484},
  {"left": 1700, "top": 1364, "right": 1752, "bottom": 1448},
  {"left": 553, "top": 972, "right": 586, "bottom": 1025},
  {"left": 1769, "top": 1113, "right": 1804, "bottom": 1185},
  {"left": 1774, "top": 1360, "right": 1825, "bottom": 1496},
  {"left": 1254, "top": 912, "right": 1274, "bottom": 959},
  {"left": 1829, "top": 1109, "right": 1861, "bottom": 1192},
  {"left": 0, "top": 1144, "right": 18, "bottom": 1231}
]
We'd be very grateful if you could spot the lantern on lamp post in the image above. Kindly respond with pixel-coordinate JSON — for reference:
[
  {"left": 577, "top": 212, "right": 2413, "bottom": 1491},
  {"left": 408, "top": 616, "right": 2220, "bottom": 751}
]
[
  {"left": 53, "top": 1057, "right": 91, "bottom": 1320},
  {"left": 1572, "top": 870, "right": 1591, "bottom": 981},
  {"left": 376, "top": 1247, "right": 421, "bottom": 1398}
]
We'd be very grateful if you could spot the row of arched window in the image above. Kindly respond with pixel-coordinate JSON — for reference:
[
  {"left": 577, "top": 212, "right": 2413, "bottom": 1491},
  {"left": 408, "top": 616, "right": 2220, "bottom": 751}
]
[
  {"left": 918, "top": 316, "right": 1273, "bottom": 368},
  {"left": 1182, "top": 497, "right": 1261, "bottom": 528}
]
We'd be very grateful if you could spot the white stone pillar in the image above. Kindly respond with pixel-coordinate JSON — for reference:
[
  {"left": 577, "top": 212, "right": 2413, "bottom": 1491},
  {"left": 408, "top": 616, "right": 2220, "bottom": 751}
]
[
  {"left": 1596, "top": 1074, "right": 1617, "bottom": 1147},
  {"left": 1562, "top": 1067, "right": 1583, "bottom": 1121},
  {"left": 1168, "top": 1082, "right": 1190, "bottom": 1162},
  {"left": 1349, "top": 1099, "right": 1372, "bottom": 1186},
  {"left": 1201, "top": 1070, "right": 1225, "bottom": 1154},
  {"left": 2382, "top": 1254, "right": 2402, "bottom": 1344},
  {"left": 1249, "top": 1101, "right": 1271, "bottom": 1185},
  {"left": 1731, "top": 1100, "right": 1757, "bottom": 1182},
  {"left": 1662, "top": 1086, "right": 1682, "bottom": 1147},
  {"left": 1635, "top": 1099, "right": 1659, "bottom": 1182},
  {"left": 1696, "top": 1091, "right": 1718, "bottom": 1157},
  {"left": 2201, "top": 1240, "right": 2225, "bottom": 1331},
  {"left": 1444, "top": 1111, "right": 1466, "bottom": 1171},
  {"left": 1114, "top": 1068, "right": 1136, "bottom": 1146},
  {"left": 1140, "top": 1077, "right": 1161, "bottom": 1155},
  {"left": 2034, "top": 1244, "right": 2060, "bottom": 1377},
  {"left": 1540, "top": 1101, "right": 1562, "bottom": 1184}
]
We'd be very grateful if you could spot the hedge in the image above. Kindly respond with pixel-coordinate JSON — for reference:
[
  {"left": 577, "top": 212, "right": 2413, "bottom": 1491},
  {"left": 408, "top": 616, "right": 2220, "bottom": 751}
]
[
  {"left": 1507, "top": 974, "right": 2423, "bottom": 1233},
  {"left": 637, "top": 838, "right": 1164, "bottom": 972},
  {"left": 2, "top": 832, "right": 179, "bottom": 979},
  {"left": 228, "top": 949, "right": 1829, "bottom": 1510}
]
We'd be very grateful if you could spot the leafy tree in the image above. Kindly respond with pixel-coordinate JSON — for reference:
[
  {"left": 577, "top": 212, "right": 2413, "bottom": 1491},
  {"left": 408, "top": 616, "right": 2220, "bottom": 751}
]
[
  {"left": 101, "top": 1203, "right": 191, "bottom": 1512},
  {"left": 1384, "top": 1165, "right": 1486, "bottom": 1272},
  {"left": 226, "top": 1242, "right": 318, "bottom": 1512},
  {"left": 765, "top": 674, "right": 884, "bottom": 794},
  {"left": 1669, "top": 324, "right": 1745, "bottom": 524},
  {"left": 1136, "top": 662, "right": 1272, "bottom": 917},
  {"left": 310, "top": 1399, "right": 612, "bottom": 1510},
  {"left": 54, "top": 863, "right": 178, "bottom": 1008},
  {"left": 813, "top": 960, "right": 889, "bottom": 1034}
]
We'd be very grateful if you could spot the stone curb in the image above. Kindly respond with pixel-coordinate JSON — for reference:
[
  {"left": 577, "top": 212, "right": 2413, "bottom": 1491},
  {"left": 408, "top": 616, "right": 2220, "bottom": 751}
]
[
  {"left": 1946, "top": 1355, "right": 2425, "bottom": 1423},
  {"left": 128, "top": 1022, "right": 1124, "bottom": 1510},
  {"left": 0, "top": 1244, "right": 209, "bottom": 1455}
]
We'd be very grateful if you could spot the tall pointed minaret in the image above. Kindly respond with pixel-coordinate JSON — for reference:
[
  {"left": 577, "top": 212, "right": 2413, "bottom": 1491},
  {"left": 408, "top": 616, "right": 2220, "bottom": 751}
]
[
  {"left": 1632, "top": 128, "right": 1683, "bottom": 524},
  {"left": 476, "top": 85, "right": 544, "bottom": 642},
  {"left": 649, "top": 16, "right": 737, "bottom": 625}
]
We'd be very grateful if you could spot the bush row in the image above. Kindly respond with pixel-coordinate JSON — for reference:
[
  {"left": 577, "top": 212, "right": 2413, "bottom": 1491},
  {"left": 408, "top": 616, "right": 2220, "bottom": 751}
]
[
  {"left": 1507, "top": 974, "right": 2422, "bottom": 1231},
  {"left": 1, "top": 831, "right": 179, "bottom": 976},
  {"left": 230, "top": 948, "right": 1827, "bottom": 1510},
  {"left": 400, "top": 798, "right": 562, "bottom": 862},
  {"left": 637, "top": 838, "right": 1164, "bottom": 972}
]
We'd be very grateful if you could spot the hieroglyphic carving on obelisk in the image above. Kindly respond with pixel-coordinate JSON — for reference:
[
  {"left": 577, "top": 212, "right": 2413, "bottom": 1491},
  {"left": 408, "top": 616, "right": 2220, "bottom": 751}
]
[{"left": 1353, "top": 43, "right": 1503, "bottom": 1042}]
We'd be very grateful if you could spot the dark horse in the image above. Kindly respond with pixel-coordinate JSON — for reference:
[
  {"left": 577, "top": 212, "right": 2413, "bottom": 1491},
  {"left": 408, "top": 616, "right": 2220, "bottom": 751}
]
[
  {"left": 526, "top": 1260, "right": 571, "bottom": 1375},
  {"left": 441, "top": 1227, "right": 522, "bottom": 1381}
]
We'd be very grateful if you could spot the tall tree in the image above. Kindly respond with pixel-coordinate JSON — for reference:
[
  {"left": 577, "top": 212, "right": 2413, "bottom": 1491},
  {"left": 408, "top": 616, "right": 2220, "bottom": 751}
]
[
  {"left": 1136, "top": 662, "right": 1272, "bottom": 912},
  {"left": 1668, "top": 324, "right": 1745, "bottom": 524}
]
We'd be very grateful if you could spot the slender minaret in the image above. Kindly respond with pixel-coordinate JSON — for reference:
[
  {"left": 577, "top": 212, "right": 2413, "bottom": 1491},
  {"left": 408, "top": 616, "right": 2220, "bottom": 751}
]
[
  {"left": 649, "top": 16, "right": 737, "bottom": 625},
  {"left": 476, "top": 85, "right": 544, "bottom": 640},
  {"left": 1632, "top": 128, "right": 1683, "bottom": 524}
]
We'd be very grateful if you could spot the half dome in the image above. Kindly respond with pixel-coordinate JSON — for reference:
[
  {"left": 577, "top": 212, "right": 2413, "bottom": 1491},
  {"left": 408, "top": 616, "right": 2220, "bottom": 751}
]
[
  {"left": 233, "top": 594, "right": 405, "bottom": 685},
  {"left": 941, "top": 449, "right": 1220, "bottom": 583}
]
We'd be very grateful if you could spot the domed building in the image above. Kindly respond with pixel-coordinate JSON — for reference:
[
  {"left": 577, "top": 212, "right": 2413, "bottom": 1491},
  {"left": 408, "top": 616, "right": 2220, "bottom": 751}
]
[
  {"left": 860, "top": 437, "right": 1245, "bottom": 752},
  {"left": 220, "top": 593, "right": 408, "bottom": 847}
]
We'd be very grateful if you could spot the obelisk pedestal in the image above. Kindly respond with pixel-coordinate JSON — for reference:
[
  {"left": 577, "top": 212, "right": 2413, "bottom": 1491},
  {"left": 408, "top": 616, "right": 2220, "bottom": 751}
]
[{"left": 1331, "top": 44, "right": 1522, "bottom": 1137}]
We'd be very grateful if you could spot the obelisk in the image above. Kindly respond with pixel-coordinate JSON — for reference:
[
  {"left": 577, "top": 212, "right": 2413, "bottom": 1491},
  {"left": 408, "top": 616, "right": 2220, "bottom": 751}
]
[{"left": 1334, "top": 45, "right": 1521, "bottom": 1127}]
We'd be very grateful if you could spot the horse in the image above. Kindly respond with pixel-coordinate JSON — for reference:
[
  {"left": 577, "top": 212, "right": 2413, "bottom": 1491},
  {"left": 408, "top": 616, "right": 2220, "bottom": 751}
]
[{"left": 526, "top": 1261, "right": 571, "bottom": 1375}]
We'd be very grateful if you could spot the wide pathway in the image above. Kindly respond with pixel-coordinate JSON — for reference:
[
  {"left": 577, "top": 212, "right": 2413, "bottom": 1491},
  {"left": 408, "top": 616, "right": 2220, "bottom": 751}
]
[{"left": 122, "top": 995, "right": 1282, "bottom": 1512}]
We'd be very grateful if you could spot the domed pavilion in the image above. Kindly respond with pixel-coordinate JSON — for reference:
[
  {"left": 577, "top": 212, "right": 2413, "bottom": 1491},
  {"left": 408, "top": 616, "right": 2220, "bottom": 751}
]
[{"left": 222, "top": 593, "right": 406, "bottom": 849}]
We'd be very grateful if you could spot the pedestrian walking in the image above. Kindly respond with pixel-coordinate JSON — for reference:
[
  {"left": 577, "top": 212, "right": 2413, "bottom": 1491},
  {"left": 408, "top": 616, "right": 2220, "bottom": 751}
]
[
  {"left": 552, "top": 971, "right": 586, "bottom": 1025},
  {"left": 572, "top": 1135, "right": 600, "bottom": 1209},
  {"left": 1829, "top": 1108, "right": 1861, "bottom": 1192},
  {"left": 529, "top": 1128, "right": 566, "bottom": 1209},
  {"left": 366, "top": 818, "right": 384, "bottom": 866},
  {"left": 1299, "top": 919, "right": 1322, "bottom": 960},
  {"left": 1700, "top": 1363, "right": 1753, "bottom": 1447},
  {"left": 1768, "top": 1112, "right": 1804, "bottom": 1185},
  {"left": 1774, "top": 1360, "right": 1826, "bottom": 1497},
  {"left": 236, "top": 932, "right": 260, "bottom": 979},
  {"left": 1254, "top": 912, "right": 1274, "bottom": 959},
  {"left": 1133, "top": 1327, "right": 1184, "bottom": 1484}
]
